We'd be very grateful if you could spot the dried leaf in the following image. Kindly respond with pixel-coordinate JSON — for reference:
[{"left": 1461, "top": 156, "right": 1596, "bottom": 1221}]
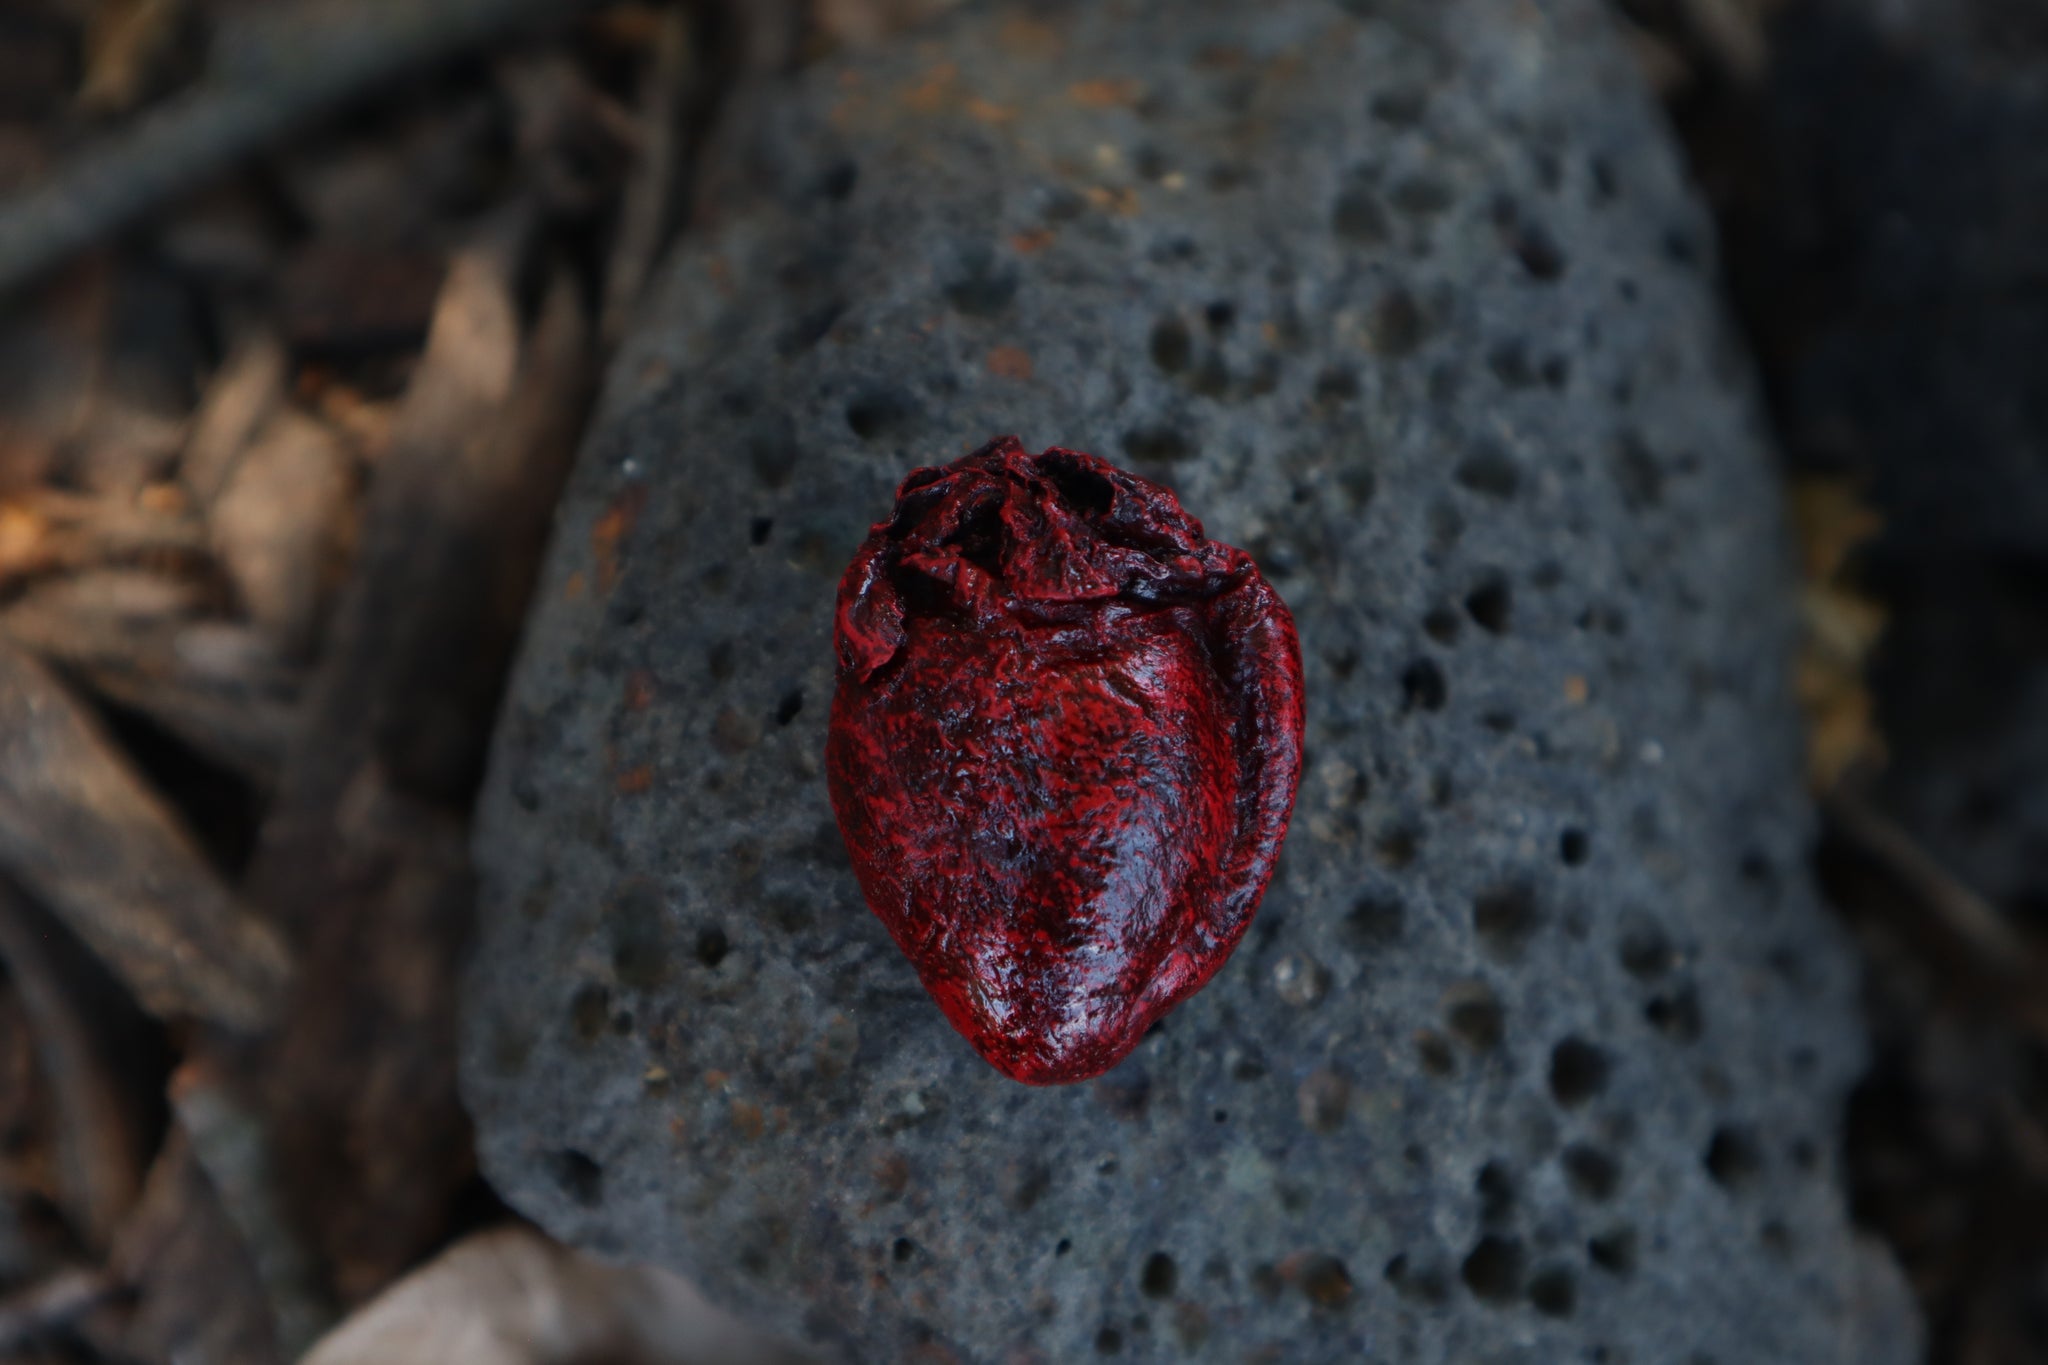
[
  {"left": 599, "top": 6, "right": 692, "bottom": 349},
  {"left": 0, "top": 487, "right": 209, "bottom": 587},
  {"left": 264, "top": 777, "right": 475, "bottom": 1305},
  {"left": 0, "top": 972, "right": 68, "bottom": 1283},
  {"left": 312, "top": 382, "right": 398, "bottom": 466},
  {"left": 812, "top": 0, "right": 964, "bottom": 48},
  {"left": 56, "top": 395, "right": 187, "bottom": 498},
  {"left": 498, "top": 55, "right": 642, "bottom": 219},
  {"left": 174, "top": 1063, "right": 335, "bottom": 1355},
  {"left": 0, "top": 1267, "right": 119, "bottom": 1356},
  {"left": 301, "top": 1225, "right": 809, "bottom": 1365},
  {"left": 0, "top": 884, "right": 153, "bottom": 1252},
  {"left": 0, "top": 570, "right": 297, "bottom": 782},
  {"left": 210, "top": 408, "right": 356, "bottom": 659},
  {"left": 183, "top": 333, "right": 288, "bottom": 507},
  {"left": 0, "top": 637, "right": 289, "bottom": 1028},
  {"left": 279, "top": 244, "right": 448, "bottom": 356},
  {"left": 84, "top": 1128, "right": 282, "bottom": 1365},
  {"left": 80, "top": 0, "right": 194, "bottom": 115},
  {"left": 0, "top": 265, "right": 107, "bottom": 495}
]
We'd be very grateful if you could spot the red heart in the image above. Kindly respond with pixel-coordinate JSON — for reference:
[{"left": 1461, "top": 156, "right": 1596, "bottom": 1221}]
[{"left": 827, "top": 438, "right": 1305, "bottom": 1084}]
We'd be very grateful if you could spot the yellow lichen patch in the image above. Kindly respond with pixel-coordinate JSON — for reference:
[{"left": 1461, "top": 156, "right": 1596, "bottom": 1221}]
[
  {"left": 900, "top": 61, "right": 958, "bottom": 113},
  {"left": 1793, "top": 475, "right": 1882, "bottom": 582},
  {"left": 1069, "top": 77, "right": 1144, "bottom": 109},
  {"left": 589, "top": 482, "right": 647, "bottom": 593},
  {"left": 1791, "top": 477, "right": 1887, "bottom": 790},
  {"left": 730, "top": 1098, "right": 766, "bottom": 1141},
  {"left": 621, "top": 668, "right": 656, "bottom": 712},
  {"left": 986, "top": 346, "right": 1034, "bottom": 381},
  {"left": 998, "top": 15, "right": 1061, "bottom": 58},
  {"left": 1083, "top": 184, "right": 1142, "bottom": 217}
]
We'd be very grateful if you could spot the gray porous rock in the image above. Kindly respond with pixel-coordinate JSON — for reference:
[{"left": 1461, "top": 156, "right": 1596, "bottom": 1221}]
[{"left": 458, "top": 1, "right": 1920, "bottom": 1360}]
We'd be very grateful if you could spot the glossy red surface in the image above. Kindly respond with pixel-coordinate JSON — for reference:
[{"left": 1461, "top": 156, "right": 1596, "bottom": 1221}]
[{"left": 826, "top": 438, "right": 1305, "bottom": 1084}]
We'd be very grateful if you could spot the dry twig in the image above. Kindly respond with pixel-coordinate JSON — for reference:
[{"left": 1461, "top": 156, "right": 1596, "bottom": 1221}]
[
  {"left": 89, "top": 1127, "right": 281, "bottom": 1365},
  {"left": 0, "top": 569, "right": 300, "bottom": 782},
  {"left": 0, "top": 0, "right": 610, "bottom": 297},
  {"left": 1825, "top": 788, "right": 2033, "bottom": 981},
  {"left": 249, "top": 228, "right": 595, "bottom": 1301},
  {"left": 0, "top": 637, "right": 288, "bottom": 1028},
  {"left": 174, "top": 1065, "right": 335, "bottom": 1357},
  {"left": 600, "top": 6, "right": 694, "bottom": 349},
  {"left": 0, "top": 1266, "right": 120, "bottom": 1355},
  {"left": 0, "top": 883, "right": 151, "bottom": 1251}
]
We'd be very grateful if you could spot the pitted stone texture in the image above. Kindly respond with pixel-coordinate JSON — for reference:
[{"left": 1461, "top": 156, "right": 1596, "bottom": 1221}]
[{"left": 460, "top": 1, "right": 1918, "bottom": 1360}]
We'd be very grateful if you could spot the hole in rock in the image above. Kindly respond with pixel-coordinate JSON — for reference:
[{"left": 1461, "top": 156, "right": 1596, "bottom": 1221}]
[
  {"left": 1472, "top": 883, "right": 1538, "bottom": 957},
  {"left": 1444, "top": 984, "right": 1504, "bottom": 1051},
  {"left": 1401, "top": 659, "right": 1448, "bottom": 712},
  {"left": 1618, "top": 918, "right": 1674, "bottom": 978},
  {"left": 1465, "top": 577, "right": 1511, "bottom": 633},
  {"left": 1384, "top": 1253, "right": 1450, "bottom": 1304},
  {"left": 1476, "top": 1161, "right": 1516, "bottom": 1224},
  {"left": 1150, "top": 316, "right": 1192, "bottom": 373},
  {"left": 1548, "top": 1038, "right": 1610, "bottom": 1107},
  {"left": 1344, "top": 895, "right": 1404, "bottom": 952},
  {"left": 1560, "top": 828, "right": 1590, "bottom": 866},
  {"left": 1528, "top": 1265, "right": 1577, "bottom": 1317},
  {"left": 1461, "top": 1236, "right": 1524, "bottom": 1303},
  {"left": 1588, "top": 1226, "right": 1637, "bottom": 1276},
  {"left": 846, "top": 388, "right": 917, "bottom": 441},
  {"left": 1645, "top": 984, "right": 1703, "bottom": 1042},
  {"left": 1705, "top": 1125, "right": 1764, "bottom": 1190},
  {"left": 1455, "top": 448, "right": 1520, "bottom": 499},
  {"left": 548, "top": 1149, "right": 603, "bottom": 1206},
  {"left": 1301, "top": 1255, "right": 1354, "bottom": 1309},
  {"left": 1141, "top": 1252, "right": 1177, "bottom": 1298},
  {"left": 1563, "top": 1144, "right": 1620, "bottom": 1201},
  {"left": 1122, "top": 426, "right": 1193, "bottom": 463}
]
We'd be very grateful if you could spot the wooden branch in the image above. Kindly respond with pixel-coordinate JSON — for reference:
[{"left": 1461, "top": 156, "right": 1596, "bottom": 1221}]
[
  {"left": 0, "top": 637, "right": 289, "bottom": 1028},
  {"left": 0, "top": 0, "right": 609, "bottom": 298}
]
